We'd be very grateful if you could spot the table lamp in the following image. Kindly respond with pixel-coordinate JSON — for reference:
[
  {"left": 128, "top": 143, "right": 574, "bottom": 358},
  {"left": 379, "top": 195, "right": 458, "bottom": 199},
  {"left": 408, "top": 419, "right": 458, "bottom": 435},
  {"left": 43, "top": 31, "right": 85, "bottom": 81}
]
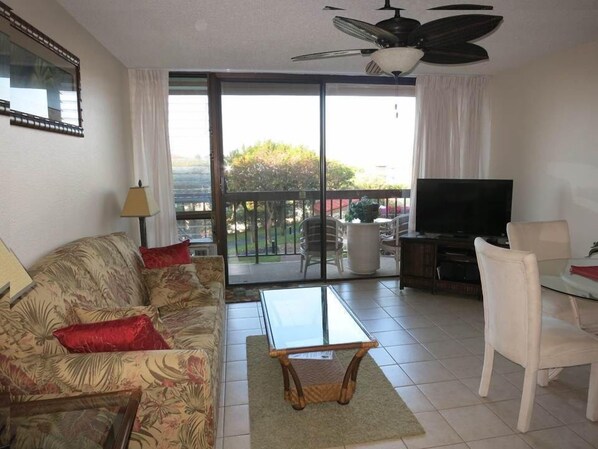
[
  {"left": 0, "top": 239, "right": 35, "bottom": 304},
  {"left": 121, "top": 180, "right": 160, "bottom": 247}
]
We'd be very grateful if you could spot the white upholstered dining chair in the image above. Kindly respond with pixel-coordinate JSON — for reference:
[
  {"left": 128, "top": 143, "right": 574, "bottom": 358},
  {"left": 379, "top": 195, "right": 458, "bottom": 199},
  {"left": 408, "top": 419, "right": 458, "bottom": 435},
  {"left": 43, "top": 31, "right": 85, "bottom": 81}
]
[
  {"left": 507, "top": 220, "right": 598, "bottom": 333},
  {"left": 474, "top": 238, "right": 598, "bottom": 433}
]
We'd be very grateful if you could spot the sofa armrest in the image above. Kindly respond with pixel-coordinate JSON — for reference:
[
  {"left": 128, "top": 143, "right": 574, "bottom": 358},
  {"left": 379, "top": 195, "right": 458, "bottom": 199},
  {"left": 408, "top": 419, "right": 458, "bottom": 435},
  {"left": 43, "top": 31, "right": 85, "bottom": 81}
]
[
  {"left": 191, "top": 255, "right": 225, "bottom": 287},
  {"left": 17, "top": 349, "right": 214, "bottom": 395}
]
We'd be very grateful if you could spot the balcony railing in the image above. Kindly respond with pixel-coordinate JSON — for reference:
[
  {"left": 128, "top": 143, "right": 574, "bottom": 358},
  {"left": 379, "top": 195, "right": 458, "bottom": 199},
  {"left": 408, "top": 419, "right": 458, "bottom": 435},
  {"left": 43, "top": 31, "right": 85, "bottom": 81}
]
[{"left": 222, "top": 189, "right": 410, "bottom": 263}]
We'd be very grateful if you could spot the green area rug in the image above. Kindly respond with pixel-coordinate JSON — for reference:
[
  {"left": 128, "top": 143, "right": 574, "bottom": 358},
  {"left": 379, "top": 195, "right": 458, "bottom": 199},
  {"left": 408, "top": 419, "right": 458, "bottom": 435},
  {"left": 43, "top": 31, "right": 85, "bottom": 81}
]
[
  {"left": 246, "top": 335, "right": 424, "bottom": 449},
  {"left": 225, "top": 283, "right": 317, "bottom": 303},
  {"left": 225, "top": 286, "right": 262, "bottom": 303}
]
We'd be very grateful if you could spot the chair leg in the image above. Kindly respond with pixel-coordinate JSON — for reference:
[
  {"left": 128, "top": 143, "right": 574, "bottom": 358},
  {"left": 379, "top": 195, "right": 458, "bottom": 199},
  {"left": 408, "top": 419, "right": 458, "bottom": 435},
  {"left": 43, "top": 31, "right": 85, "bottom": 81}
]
[
  {"left": 537, "top": 369, "right": 549, "bottom": 387},
  {"left": 569, "top": 296, "right": 582, "bottom": 328},
  {"left": 538, "top": 367, "right": 564, "bottom": 386},
  {"left": 587, "top": 362, "right": 598, "bottom": 421},
  {"left": 303, "top": 255, "right": 310, "bottom": 279},
  {"left": 336, "top": 254, "right": 343, "bottom": 275},
  {"left": 517, "top": 367, "right": 538, "bottom": 433},
  {"left": 479, "top": 343, "right": 494, "bottom": 397}
]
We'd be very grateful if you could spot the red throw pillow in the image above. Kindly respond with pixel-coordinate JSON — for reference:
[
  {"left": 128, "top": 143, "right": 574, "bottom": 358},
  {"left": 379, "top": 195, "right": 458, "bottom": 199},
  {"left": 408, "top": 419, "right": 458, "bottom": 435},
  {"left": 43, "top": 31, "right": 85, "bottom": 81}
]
[
  {"left": 53, "top": 315, "right": 170, "bottom": 353},
  {"left": 140, "top": 240, "right": 192, "bottom": 269}
]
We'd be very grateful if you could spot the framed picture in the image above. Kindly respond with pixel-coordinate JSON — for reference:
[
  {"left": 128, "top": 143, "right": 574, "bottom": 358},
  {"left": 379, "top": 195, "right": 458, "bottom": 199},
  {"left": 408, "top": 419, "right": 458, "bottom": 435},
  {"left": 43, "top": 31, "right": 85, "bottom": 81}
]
[
  {"left": 0, "top": 3, "right": 10, "bottom": 115},
  {"left": 0, "top": 1, "right": 83, "bottom": 136}
]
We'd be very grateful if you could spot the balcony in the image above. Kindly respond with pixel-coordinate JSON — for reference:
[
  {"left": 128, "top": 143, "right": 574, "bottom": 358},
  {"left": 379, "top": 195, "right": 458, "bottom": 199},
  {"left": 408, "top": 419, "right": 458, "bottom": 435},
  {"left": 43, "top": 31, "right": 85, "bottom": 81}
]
[{"left": 176, "top": 189, "right": 411, "bottom": 285}]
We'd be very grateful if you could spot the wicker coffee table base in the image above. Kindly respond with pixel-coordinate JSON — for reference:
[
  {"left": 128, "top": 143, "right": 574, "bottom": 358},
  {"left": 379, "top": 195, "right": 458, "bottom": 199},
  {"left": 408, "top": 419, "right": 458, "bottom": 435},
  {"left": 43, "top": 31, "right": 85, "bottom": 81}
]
[{"left": 278, "top": 348, "right": 368, "bottom": 410}]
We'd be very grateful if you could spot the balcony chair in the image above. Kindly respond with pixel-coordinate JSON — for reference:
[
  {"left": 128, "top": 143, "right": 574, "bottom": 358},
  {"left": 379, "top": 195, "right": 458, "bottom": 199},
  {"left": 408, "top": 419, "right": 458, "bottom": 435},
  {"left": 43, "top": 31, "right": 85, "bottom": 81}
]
[
  {"left": 474, "top": 238, "right": 598, "bottom": 433},
  {"left": 379, "top": 214, "right": 409, "bottom": 272},
  {"left": 299, "top": 216, "right": 344, "bottom": 278}
]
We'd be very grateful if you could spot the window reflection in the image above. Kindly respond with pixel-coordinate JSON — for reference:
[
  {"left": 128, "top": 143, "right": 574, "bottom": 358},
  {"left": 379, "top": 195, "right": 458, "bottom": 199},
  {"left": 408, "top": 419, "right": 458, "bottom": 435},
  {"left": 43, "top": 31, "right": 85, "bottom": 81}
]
[{"left": 10, "top": 43, "right": 76, "bottom": 123}]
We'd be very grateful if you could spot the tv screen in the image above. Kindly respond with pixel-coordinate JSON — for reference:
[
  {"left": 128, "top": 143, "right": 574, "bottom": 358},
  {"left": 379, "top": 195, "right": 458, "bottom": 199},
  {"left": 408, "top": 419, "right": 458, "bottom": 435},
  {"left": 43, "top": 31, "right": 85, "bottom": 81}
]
[{"left": 415, "top": 178, "right": 513, "bottom": 238}]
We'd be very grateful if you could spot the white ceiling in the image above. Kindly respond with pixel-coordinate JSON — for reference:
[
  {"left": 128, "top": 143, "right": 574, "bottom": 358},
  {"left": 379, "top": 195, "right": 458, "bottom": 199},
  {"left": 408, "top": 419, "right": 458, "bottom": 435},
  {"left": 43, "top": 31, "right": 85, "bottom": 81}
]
[{"left": 55, "top": 0, "right": 598, "bottom": 77}]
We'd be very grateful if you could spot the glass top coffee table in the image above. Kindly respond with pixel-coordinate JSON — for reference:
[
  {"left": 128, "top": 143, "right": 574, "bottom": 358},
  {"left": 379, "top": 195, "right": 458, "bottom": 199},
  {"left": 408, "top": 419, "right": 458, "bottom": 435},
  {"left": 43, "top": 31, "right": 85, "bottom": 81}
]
[{"left": 260, "top": 286, "right": 378, "bottom": 410}]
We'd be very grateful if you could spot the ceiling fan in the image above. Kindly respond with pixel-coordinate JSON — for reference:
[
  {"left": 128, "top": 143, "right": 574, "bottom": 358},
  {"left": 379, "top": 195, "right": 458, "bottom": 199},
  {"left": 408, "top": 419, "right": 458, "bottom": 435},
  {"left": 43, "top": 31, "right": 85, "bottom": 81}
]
[{"left": 292, "top": 1, "right": 503, "bottom": 77}]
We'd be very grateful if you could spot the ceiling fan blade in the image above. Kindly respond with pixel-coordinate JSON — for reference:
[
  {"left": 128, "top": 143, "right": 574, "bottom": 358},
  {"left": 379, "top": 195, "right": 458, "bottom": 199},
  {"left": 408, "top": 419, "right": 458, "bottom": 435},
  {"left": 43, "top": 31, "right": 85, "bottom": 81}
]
[
  {"left": 292, "top": 49, "right": 376, "bottom": 61},
  {"left": 333, "top": 16, "right": 400, "bottom": 46},
  {"left": 323, "top": 6, "right": 345, "bottom": 10},
  {"left": 408, "top": 14, "right": 503, "bottom": 48},
  {"left": 421, "top": 43, "right": 488, "bottom": 64},
  {"left": 365, "top": 60, "right": 385, "bottom": 75},
  {"left": 429, "top": 4, "right": 493, "bottom": 10}
]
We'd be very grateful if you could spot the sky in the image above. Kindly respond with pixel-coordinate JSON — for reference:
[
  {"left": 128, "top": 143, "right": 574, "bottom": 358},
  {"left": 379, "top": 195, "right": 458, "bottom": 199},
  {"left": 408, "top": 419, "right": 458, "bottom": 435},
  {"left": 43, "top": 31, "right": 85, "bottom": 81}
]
[{"left": 169, "top": 90, "right": 416, "bottom": 187}]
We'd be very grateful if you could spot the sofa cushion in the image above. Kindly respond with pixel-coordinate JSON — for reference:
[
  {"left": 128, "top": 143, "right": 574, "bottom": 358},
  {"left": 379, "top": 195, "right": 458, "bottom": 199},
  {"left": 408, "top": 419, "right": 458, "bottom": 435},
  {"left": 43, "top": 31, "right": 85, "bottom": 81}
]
[
  {"left": 143, "top": 264, "right": 215, "bottom": 313},
  {"left": 51, "top": 233, "right": 147, "bottom": 307},
  {"left": 53, "top": 315, "right": 170, "bottom": 353},
  {"left": 161, "top": 306, "right": 224, "bottom": 352},
  {"left": 140, "top": 240, "right": 192, "bottom": 269},
  {"left": 73, "top": 305, "right": 176, "bottom": 347},
  {"left": 9, "top": 234, "right": 149, "bottom": 359}
]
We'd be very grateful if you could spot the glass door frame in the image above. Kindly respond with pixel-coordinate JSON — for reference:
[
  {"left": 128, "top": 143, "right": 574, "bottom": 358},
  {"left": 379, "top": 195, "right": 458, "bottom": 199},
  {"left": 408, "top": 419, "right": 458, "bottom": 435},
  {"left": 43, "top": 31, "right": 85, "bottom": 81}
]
[{"left": 206, "top": 72, "right": 416, "bottom": 286}]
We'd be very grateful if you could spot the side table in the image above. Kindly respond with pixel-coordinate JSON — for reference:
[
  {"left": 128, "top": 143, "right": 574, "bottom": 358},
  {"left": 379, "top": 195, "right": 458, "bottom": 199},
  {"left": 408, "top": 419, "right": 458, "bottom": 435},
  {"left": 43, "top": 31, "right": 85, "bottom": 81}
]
[{"left": 9, "top": 389, "right": 141, "bottom": 449}]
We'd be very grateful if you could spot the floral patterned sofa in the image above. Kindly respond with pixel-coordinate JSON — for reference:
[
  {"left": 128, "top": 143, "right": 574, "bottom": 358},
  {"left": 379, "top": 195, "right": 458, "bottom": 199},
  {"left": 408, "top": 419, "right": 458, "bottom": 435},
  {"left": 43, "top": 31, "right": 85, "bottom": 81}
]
[{"left": 0, "top": 233, "right": 225, "bottom": 449}]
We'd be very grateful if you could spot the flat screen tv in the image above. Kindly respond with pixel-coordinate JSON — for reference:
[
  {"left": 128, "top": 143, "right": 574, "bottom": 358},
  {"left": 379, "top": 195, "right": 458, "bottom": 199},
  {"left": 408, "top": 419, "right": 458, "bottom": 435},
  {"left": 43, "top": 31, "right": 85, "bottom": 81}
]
[{"left": 415, "top": 178, "right": 513, "bottom": 238}]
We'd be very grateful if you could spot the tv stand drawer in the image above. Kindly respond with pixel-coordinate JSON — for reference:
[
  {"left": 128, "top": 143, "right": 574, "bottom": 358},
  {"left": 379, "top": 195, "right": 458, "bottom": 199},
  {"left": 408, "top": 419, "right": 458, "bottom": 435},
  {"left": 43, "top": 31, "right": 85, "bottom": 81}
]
[{"left": 400, "top": 240, "right": 435, "bottom": 278}]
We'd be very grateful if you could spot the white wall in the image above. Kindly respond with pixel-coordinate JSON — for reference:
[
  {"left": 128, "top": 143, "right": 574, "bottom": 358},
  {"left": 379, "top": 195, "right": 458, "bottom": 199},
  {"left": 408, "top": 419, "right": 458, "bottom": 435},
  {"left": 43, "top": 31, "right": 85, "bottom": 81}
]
[
  {"left": 0, "top": 0, "right": 134, "bottom": 266},
  {"left": 488, "top": 39, "right": 598, "bottom": 257}
]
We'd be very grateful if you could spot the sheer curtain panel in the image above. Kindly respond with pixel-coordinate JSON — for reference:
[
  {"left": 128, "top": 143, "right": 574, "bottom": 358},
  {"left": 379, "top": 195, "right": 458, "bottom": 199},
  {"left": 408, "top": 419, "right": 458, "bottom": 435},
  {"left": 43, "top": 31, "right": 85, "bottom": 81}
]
[
  {"left": 129, "top": 69, "right": 178, "bottom": 247},
  {"left": 409, "top": 75, "right": 490, "bottom": 231}
]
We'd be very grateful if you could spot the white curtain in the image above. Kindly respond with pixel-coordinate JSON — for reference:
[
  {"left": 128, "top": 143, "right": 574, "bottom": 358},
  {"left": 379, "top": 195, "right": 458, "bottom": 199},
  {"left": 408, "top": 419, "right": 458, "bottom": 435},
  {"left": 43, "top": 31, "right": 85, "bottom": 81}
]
[
  {"left": 409, "top": 75, "right": 490, "bottom": 231},
  {"left": 129, "top": 69, "right": 177, "bottom": 247}
]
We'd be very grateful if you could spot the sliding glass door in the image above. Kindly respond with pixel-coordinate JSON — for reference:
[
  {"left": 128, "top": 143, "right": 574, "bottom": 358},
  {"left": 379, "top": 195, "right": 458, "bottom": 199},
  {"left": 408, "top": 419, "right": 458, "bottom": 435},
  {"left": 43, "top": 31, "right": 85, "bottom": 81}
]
[
  {"left": 325, "top": 83, "right": 415, "bottom": 278},
  {"left": 220, "top": 81, "right": 322, "bottom": 284}
]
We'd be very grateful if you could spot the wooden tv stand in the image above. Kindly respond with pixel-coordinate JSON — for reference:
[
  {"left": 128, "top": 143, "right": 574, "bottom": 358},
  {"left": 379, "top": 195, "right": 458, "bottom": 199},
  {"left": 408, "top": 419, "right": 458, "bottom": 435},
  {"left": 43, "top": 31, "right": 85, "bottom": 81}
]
[{"left": 399, "top": 233, "right": 506, "bottom": 297}]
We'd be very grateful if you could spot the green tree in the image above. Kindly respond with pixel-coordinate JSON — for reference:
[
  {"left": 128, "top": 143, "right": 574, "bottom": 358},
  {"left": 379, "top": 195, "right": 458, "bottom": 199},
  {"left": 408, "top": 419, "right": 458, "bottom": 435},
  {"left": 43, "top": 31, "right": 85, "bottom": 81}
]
[
  {"left": 225, "top": 140, "right": 355, "bottom": 192},
  {"left": 225, "top": 141, "right": 356, "bottom": 250}
]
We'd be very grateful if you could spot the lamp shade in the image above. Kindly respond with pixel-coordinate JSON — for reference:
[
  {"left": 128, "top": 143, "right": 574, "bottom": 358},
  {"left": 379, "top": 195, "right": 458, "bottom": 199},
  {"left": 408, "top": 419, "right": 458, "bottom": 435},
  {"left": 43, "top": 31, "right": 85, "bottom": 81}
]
[
  {"left": 121, "top": 185, "right": 160, "bottom": 218},
  {"left": 0, "top": 239, "right": 35, "bottom": 303},
  {"left": 371, "top": 47, "right": 424, "bottom": 76}
]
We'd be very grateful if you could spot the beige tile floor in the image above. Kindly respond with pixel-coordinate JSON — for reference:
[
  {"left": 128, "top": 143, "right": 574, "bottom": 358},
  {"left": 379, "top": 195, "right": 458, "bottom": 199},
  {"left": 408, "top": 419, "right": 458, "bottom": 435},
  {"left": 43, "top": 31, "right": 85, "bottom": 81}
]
[{"left": 216, "top": 279, "right": 598, "bottom": 449}]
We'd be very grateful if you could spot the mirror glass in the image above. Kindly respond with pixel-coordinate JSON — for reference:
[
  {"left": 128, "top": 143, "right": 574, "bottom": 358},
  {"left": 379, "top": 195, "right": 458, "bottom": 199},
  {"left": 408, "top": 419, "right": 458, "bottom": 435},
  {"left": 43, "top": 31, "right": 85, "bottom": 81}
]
[{"left": 10, "top": 31, "right": 78, "bottom": 126}]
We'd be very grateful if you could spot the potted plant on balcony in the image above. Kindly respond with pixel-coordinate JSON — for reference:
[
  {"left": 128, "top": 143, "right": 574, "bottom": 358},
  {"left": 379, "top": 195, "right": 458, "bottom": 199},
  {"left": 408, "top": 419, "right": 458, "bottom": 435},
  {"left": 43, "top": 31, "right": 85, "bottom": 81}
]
[{"left": 345, "top": 196, "right": 380, "bottom": 223}]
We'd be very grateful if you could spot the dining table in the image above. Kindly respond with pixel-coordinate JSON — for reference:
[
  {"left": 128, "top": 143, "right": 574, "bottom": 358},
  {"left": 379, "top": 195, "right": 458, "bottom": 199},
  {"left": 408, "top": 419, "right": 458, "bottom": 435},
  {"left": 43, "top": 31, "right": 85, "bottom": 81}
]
[{"left": 537, "top": 258, "right": 598, "bottom": 300}]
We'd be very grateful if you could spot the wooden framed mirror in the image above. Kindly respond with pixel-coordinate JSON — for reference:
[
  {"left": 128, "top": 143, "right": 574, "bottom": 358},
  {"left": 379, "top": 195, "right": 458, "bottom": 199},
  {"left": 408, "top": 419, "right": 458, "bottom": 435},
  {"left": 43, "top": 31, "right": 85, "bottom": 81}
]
[
  {"left": 0, "top": 1, "right": 83, "bottom": 136},
  {"left": 0, "top": 2, "right": 10, "bottom": 115}
]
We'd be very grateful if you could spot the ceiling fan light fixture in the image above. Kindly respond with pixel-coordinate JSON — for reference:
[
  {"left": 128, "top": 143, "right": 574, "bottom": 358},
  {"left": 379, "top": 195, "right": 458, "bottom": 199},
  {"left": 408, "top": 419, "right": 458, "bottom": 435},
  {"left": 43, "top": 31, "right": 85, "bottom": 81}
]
[
  {"left": 372, "top": 47, "right": 424, "bottom": 75},
  {"left": 371, "top": 47, "right": 424, "bottom": 75}
]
